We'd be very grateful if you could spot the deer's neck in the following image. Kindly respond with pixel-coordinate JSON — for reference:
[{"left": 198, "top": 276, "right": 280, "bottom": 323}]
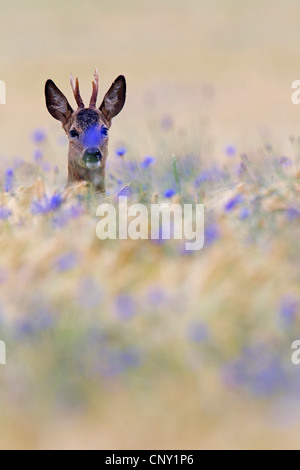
[{"left": 67, "top": 161, "right": 105, "bottom": 193}]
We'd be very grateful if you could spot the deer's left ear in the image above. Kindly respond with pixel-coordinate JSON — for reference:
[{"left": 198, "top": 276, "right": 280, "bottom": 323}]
[
  {"left": 99, "top": 75, "right": 126, "bottom": 121},
  {"left": 45, "top": 79, "right": 73, "bottom": 126}
]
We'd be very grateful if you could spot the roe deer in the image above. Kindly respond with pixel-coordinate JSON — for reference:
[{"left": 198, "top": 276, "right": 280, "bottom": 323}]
[{"left": 45, "top": 69, "right": 126, "bottom": 193}]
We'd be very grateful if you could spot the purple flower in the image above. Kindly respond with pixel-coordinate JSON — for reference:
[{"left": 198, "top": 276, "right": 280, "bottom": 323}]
[
  {"left": 195, "top": 171, "right": 210, "bottom": 187},
  {"left": 55, "top": 252, "right": 78, "bottom": 272},
  {"left": 15, "top": 309, "right": 54, "bottom": 338},
  {"left": 204, "top": 223, "right": 220, "bottom": 245},
  {"left": 164, "top": 188, "right": 176, "bottom": 198},
  {"left": 279, "top": 156, "right": 293, "bottom": 167},
  {"left": 0, "top": 206, "right": 11, "bottom": 220},
  {"left": 52, "top": 202, "right": 84, "bottom": 228},
  {"left": 13, "top": 157, "right": 25, "bottom": 169},
  {"left": 286, "top": 207, "right": 300, "bottom": 220},
  {"left": 48, "top": 194, "right": 63, "bottom": 211},
  {"left": 224, "top": 144, "right": 237, "bottom": 157},
  {"left": 148, "top": 286, "right": 166, "bottom": 306},
  {"left": 115, "top": 146, "right": 127, "bottom": 157},
  {"left": 42, "top": 162, "right": 51, "bottom": 172},
  {"left": 222, "top": 345, "right": 285, "bottom": 396},
  {"left": 150, "top": 224, "right": 165, "bottom": 246},
  {"left": 4, "top": 168, "right": 13, "bottom": 192},
  {"left": 117, "top": 185, "right": 132, "bottom": 197},
  {"left": 235, "top": 162, "right": 247, "bottom": 178},
  {"left": 31, "top": 128, "right": 46, "bottom": 143},
  {"left": 224, "top": 193, "right": 244, "bottom": 212},
  {"left": 31, "top": 193, "right": 63, "bottom": 214},
  {"left": 187, "top": 321, "right": 209, "bottom": 343},
  {"left": 115, "top": 293, "right": 135, "bottom": 320},
  {"left": 119, "top": 347, "right": 141, "bottom": 369},
  {"left": 239, "top": 207, "right": 250, "bottom": 219},
  {"left": 0, "top": 267, "right": 8, "bottom": 283},
  {"left": 160, "top": 115, "right": 174, "bottom": 131},
  {"left": 279, "top": 295, "right": 298, "bottom": 326},
  {"left": 68, "top": 203, "right": 85, "bottom": 218},
  {"left": 33, "top": 149, "right": 43, "bottom": 162},
  {"left": 127, "top": 161, "right": 138, "bottom": 173},
  {"left": 97, "top": 347, "right": 141, "bottom": 377},
  {"left": 77, "top": 277, "right": 103, "bottom": 308},
  {"left": 195, "top": 166, "right": 226, "bottom": 187},
  {"left": 140, "top": 155, "right": 156, "bottom": 169}
]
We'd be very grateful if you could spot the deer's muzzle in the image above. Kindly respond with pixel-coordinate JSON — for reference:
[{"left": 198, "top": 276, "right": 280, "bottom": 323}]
[{"left": 83, "top": 147, "right": 102, "bottom": 170}]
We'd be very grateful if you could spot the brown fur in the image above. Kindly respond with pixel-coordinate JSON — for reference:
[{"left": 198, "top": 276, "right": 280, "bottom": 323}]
[{"left": 45, "top": 70, "right": 126, "bottom": 193}]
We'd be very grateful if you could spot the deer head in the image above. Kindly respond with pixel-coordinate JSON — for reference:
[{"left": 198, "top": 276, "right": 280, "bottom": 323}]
[{"left": 45, "top": 69, "right": 126, "bottom": 192}]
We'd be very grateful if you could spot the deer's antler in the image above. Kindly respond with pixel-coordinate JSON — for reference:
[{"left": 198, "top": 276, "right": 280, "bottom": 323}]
[
  {"left": 89, "top": 68, "right": 99, "bottom": 108},
  {"left": 70, "top": 74, "right": 85, "bottom": 108}
]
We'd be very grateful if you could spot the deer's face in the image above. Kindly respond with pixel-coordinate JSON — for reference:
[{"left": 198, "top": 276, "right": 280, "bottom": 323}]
[
  {"left": 68, "top": 108, "right": 109, "bottom": 171},
  {"left": 45, "top": 71, "right": 126, "bottom": 190}
]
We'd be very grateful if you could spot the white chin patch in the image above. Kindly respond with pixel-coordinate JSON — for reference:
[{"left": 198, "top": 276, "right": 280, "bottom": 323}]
[{"left": 86, "top": 161, "right": 101, "bottom": 170}]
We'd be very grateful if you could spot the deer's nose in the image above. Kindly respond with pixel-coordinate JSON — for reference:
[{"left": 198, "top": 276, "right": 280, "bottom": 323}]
[{"left": 83, "top": 147, "right": 102, "bottom": 169}]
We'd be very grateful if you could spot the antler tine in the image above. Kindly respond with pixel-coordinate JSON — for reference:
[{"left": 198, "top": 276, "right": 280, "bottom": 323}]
[
  {"left": 70, "top": 73, "right": 85, "bottom": 108},
  {"left": 89, "top": 67, "right": 99, "bottom": 108}
]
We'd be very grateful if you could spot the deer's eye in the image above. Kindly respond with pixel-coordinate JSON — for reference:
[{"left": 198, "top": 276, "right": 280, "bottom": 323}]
[
  {"left": 70, "top": 129, "right": 79, "bottom": 138},
  {"left": 101, "top": 127, "right": 108, "bottom": 137}
]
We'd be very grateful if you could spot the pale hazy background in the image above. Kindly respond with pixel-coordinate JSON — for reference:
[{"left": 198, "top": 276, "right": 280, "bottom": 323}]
[
  {"left": 1, "top": 1, "right": 300, "bottom": 450},
  {"left": 1, "top": 0, "right": 300, "bottom": 163}
]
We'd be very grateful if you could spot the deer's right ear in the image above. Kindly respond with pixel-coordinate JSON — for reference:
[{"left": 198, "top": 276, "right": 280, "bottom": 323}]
[{"left": 45, "top": 80, "right": 73, "bottom": 125}]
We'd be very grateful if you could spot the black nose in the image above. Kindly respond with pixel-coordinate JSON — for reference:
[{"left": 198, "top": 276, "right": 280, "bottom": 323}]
[
  {"left": 83, "top": 147, "right": 102, "bottom": 160},
  {"left": 83, "top": 147, "right": 102, "bottom": 167}
]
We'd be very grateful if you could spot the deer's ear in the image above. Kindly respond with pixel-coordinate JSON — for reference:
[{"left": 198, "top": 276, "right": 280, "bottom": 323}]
[
  {"left": 99, "top": 75, "right": 126, "bottom": 121},
  {"left": 45, "top": 80, "right": 73, "bottom": 125}
]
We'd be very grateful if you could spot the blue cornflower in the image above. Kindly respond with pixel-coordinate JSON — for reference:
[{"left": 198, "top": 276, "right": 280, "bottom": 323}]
[
  {"left": 204, "top": 223, "right": 220, "bottom": 245},
  {"left": 69, "top": 203, "right": 84, "bottom": 218},
  {"left": 120, "top": 347, "right": 141, "bottom": 369},
  {"left": 222, "top": 345, "right": 285, "bottom": 396},
  {"left": 187, "top": 321, "right": 209, "bottom": 343},
  {"left": 279, "top": 295, "right": 298, "bottom": 326},
  {"left": 164, "top": 188, "right": 176, "bottom": 198},
  {"left": 195, "top": 171, "right": 210, "bottom": 187},
  {"left": 239, "top": 207, "right": 250, "bottom": 219},
  {"left": 224, "top": 193, "right": 244, "bottom": 212},
  {"left": 148, "top": 286, "right": 166, "bottom": 306},
  {"left": 52, "top": 202, "right": 84, "bottom": 228},
  {"left": 117, "top": 185, "right": 132, "bottom": 197},
  {"left": 33, "top": 149, "right": 43, "bottom": 162},
  {"left": 0, "top": 206, "right": 11, "bottom": 220},
  {"left": 15, "top": 309, "right": 54, "bottom": 338},
  {"left": 235, "top": 162, "right": 247, "bottom": 177},
  {"left": 31, "top": 128, "right": 46, "bottom": 143},
  {"left": 31, "top": 194, "right": 63, "bottom": 214},
  {"left": 160, "top": 115, "right": 174, "bottom": 131},
  {"left": 279, "top": 156, "right": 293, "bottom": 167},
  {"left": 115, "top": 146, "right": 127, "bottom": 157},
  {"left": 55, "top": 252, "right": 78, "bottom": 272},
  {"left": 48, "top": 194, "right": 63, "bottom": 211},
  {"left": 140, "top": 155, "right": 156, "bottom": 169},
  {"left": 286, "top": 207, "right": 300, "bottom": 220},
  {"left": 115, "top": 293, "right": 135, "bottom": 320},
  {"left": 4, "top": 168, "right": 13, "bottom": 192},
  {"left": 42, "top": 162, "right": 51, "bottom": 172},
  {"left": 224, "top": 144, "right": 237, "bottom": 157}
]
